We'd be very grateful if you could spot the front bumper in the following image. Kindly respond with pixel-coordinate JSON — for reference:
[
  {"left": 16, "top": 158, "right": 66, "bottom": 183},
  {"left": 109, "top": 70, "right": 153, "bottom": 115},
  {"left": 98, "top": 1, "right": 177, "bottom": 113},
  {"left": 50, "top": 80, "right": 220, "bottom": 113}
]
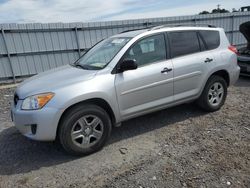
[{"left": 11, "top": 100, "right": 63, "bottom": 141}]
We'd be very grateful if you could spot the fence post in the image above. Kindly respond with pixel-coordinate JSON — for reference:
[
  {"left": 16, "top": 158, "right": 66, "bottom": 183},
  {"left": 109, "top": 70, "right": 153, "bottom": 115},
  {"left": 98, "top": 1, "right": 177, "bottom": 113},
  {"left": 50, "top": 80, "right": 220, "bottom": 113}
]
[
  {"left": 230, "top": 15, "right": 235, "bottom": 45},
  {"left": 193, "top": 17, "right": 197, "bottom": 25},
  {"left": 1, "top": 28, "right": 16, "bottom": 83},
  {"left": 74, "top": 27, "right": 81, "bottom": 58}
]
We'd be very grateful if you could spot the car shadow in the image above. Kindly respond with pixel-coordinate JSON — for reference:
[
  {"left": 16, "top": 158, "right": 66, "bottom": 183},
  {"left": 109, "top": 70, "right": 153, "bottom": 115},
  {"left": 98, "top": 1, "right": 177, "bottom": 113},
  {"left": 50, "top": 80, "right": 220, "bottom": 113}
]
[
  {"left": 108, "top": 103, "right": 205, "bottom": 145},
  {"left": 0, "top": 103, "right": 206, "bottom": 176},
  {"left": 0, "top": 127, "right": 78, "bottom": 175}
]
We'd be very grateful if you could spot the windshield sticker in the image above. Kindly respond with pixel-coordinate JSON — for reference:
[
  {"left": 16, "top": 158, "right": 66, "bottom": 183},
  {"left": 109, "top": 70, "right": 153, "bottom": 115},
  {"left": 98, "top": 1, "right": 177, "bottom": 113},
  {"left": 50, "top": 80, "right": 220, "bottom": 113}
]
[{"left": 111, "top": 39, "right": 126, "bottom": 44}]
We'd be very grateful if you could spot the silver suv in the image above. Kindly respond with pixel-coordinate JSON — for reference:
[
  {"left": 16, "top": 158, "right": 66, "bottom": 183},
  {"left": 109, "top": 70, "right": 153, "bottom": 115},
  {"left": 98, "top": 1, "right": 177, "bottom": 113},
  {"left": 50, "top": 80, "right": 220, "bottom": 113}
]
[{"left": 11, "top": 26, "right": 240, "bottom": 155}]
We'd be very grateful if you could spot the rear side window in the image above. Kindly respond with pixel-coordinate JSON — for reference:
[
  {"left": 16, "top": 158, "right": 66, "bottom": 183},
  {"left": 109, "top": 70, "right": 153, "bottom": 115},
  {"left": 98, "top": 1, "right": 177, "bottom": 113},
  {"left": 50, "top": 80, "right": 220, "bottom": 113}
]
[
  {"left": 199, "top": 30, "right": 220, "bottom": 50},
  {"left": 169, "top": 31, "right": 200, "bottom": 58}
]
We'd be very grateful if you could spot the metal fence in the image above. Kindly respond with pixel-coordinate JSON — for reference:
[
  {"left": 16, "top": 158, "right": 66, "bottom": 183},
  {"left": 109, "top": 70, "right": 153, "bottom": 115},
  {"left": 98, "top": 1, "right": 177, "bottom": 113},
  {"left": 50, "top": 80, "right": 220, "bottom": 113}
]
[{"left": 1, "top": 11, "right": 250, "bottom": 82}]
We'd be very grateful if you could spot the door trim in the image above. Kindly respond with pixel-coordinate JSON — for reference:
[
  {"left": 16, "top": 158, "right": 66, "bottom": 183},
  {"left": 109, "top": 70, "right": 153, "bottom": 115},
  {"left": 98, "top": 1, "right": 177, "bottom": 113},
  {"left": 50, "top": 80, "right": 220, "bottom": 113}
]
[
  {"left": 173, "top": 71, "right": 202, "bottom": 82},
  {"left": 121, "top": 77, "right": 173, "bottom": 95}
]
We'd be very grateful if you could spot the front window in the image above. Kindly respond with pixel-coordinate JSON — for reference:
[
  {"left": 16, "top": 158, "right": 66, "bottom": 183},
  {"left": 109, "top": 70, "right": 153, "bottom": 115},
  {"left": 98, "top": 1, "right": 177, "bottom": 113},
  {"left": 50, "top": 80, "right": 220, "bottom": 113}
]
[
  {"left": 123, "top": 34, "right": 166, "bottom": 67},
  {"left": 75, "top": 37, "right": 131, "bottom": 70}
]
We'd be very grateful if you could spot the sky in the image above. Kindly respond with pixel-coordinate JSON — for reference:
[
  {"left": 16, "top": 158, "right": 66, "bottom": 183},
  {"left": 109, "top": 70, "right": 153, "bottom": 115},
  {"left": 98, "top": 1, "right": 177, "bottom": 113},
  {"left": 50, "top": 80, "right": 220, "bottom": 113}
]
[{"left": 0, "top": 0, "right": 249, "bottom": 23}]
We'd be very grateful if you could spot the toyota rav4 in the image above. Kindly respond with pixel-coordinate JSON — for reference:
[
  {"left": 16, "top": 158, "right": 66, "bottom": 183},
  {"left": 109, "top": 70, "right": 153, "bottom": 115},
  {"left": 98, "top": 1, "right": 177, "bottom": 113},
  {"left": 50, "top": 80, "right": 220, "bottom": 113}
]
[{"left": 11, "top": 25, "right": 240, "bottom": 155}]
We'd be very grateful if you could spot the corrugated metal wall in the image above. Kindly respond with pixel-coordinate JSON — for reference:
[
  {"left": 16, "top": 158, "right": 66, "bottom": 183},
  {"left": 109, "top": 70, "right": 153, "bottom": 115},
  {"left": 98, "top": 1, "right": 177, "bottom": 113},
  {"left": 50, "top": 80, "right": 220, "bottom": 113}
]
[{"left": 0, "top": 11, "right": 250, "bottom": 82}]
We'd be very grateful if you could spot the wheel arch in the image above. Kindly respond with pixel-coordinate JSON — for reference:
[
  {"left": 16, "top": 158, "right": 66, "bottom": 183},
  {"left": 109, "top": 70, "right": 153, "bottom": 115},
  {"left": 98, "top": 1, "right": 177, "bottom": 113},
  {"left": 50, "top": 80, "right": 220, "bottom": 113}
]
[
  {"left": 56, "top": 98, "right": 117, "bottom": 139},
  {"left": 209, "top": 69, "right": 230, "bottom": 87},
  {"left": 198, "top": 69, "right": 230, "bottom": 99}
]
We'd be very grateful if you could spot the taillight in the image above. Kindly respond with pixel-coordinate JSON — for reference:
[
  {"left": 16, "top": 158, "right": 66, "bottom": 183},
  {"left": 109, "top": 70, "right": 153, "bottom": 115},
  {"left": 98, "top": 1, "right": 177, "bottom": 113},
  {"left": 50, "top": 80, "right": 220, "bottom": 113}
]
[{"left": 228, "top": 45, "right": 239, "bottom": 55}]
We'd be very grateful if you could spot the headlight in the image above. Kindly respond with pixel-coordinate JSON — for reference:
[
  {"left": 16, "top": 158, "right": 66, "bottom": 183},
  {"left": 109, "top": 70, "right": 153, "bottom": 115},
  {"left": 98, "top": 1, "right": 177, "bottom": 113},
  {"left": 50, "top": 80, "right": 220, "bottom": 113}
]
[{"left": 22, "top": 93, "right": 54, "bottom": 110}]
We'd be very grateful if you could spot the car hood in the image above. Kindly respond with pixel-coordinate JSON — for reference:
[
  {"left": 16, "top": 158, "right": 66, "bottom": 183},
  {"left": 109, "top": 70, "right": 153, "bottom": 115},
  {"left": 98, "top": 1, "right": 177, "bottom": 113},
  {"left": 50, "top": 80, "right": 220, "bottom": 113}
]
[
  {"left": 16, "top": 65, "right": 97, "bottom": 99},
  {"left": 240, "top": 21, "right": 250, "bottom": 49}
]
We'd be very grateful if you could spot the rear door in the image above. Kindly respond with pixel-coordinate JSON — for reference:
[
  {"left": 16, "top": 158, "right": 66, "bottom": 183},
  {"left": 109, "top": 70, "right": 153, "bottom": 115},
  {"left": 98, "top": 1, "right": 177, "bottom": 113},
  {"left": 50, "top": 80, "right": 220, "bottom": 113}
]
[{"left": 168, "top": 30, "right": 211, "bottom": 101}]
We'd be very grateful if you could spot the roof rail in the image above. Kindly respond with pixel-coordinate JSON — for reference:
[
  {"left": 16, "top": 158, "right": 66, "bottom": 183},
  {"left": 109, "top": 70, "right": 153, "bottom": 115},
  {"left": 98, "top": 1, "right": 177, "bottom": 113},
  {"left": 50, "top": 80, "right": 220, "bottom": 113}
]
[
  {"left": 119, "top": 23, "right": 216, "bottom": 34},
  {"left": 149, "top": 23, "right": 216, "bottom": 31},
  {"left": 120, "top": 27, "right": 153, "bottom": 33}
]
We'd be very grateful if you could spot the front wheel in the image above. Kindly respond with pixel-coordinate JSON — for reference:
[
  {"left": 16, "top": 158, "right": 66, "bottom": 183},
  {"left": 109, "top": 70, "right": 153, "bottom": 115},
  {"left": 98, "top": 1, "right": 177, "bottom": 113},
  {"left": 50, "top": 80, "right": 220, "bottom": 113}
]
[
  {"left": 197, "top": 75, "right": 227, "bottom": 112},
  {"left": 58, "top": 104, "right": 112, "bottom": 155}
]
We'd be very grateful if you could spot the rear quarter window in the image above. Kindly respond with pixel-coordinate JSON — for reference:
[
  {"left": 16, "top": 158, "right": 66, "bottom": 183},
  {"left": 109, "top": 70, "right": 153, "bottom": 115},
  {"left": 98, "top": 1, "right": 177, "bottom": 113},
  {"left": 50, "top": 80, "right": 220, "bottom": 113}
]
[{"left": 199, "top": 30, "right": 220, "bottom": 50}]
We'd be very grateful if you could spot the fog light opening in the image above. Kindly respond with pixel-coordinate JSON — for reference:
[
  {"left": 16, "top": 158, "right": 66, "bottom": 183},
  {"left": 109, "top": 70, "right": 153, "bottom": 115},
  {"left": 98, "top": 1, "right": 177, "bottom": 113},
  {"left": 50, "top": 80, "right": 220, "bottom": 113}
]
[{"left": 31, "top": 124, "right": 37, "bottom": 135}]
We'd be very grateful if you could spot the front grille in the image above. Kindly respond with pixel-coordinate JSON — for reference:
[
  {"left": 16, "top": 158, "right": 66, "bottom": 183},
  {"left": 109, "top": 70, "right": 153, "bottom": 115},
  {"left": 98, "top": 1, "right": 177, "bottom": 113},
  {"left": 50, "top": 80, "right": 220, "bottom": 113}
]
[{"left": 14, "top": 93, "right": 19, "bottom": 106}]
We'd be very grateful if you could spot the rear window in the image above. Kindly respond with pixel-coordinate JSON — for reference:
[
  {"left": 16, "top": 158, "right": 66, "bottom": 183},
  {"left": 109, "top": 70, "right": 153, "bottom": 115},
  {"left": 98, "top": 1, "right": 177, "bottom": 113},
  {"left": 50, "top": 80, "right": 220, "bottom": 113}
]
[
  {"left": 169, "top": 31, "right": 200, "bottom": 58},
  {"left": 199, "top": 30, "right": 220, "bottom": 50}
]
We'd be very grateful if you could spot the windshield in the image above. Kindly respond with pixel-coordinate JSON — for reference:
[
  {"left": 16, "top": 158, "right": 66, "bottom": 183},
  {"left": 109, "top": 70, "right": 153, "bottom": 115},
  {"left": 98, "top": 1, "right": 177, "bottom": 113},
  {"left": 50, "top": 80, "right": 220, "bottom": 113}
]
[{"left": 75, "top": 37, "right": 131, "bottom": 70}]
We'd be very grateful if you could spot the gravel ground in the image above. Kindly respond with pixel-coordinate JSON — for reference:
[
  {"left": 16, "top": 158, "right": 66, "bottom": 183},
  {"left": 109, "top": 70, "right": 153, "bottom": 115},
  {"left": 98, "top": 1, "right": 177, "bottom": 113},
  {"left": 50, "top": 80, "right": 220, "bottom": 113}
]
[{"left": 0, "top": 77, "right": 249, "bottom": 188}]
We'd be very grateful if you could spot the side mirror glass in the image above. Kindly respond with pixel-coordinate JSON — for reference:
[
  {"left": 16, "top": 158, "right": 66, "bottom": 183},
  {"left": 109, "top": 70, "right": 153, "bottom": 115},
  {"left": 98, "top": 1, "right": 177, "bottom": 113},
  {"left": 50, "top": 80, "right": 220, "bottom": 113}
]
[{"left": 118, "top": 59, "right": 137, "bottom": 73}]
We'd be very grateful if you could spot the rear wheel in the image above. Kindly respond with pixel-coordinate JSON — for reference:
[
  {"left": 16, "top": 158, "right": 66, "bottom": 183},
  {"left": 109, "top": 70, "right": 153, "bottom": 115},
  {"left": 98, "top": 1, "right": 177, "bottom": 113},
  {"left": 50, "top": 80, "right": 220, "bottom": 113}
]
[
  {"left": 58, "top": 104, "right": 112, "bottom": 155},
  {"left": 197, "top": 75, "right": 227, "bottom": 112}
]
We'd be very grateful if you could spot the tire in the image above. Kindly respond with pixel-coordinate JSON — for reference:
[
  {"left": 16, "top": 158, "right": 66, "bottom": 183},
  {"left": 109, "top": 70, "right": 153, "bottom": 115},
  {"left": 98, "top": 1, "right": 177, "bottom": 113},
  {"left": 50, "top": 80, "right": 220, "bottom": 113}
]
[
  {"left": 58, "top": 104, "right": 112, "bottom": 156},
  {"left": 197, "top": 75, "right": 227, "bottom": 112}
]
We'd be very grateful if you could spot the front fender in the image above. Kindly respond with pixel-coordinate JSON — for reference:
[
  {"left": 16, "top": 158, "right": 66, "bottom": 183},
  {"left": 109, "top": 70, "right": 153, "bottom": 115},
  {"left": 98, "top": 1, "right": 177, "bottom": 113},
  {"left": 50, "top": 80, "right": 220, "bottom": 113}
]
[{"left": 47, "top": 74, "right": 121, "bottom": 125}]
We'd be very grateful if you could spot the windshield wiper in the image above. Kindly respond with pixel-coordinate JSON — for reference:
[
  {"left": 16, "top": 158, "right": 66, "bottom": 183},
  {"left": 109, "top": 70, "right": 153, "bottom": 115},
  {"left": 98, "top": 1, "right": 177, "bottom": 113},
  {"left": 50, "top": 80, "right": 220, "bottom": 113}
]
[
  {"left": 75, "top": 64, "right": 90, "bottom": 70},
  {"left": 75, "top": 63, "right": 102, "bottom": 70}
]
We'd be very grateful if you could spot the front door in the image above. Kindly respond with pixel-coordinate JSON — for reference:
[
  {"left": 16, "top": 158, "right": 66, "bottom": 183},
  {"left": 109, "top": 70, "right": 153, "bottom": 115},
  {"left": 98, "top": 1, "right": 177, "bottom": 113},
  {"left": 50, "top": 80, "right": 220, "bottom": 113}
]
[{"left": 115, "top": 34, "right": 174, "bottom": 119}]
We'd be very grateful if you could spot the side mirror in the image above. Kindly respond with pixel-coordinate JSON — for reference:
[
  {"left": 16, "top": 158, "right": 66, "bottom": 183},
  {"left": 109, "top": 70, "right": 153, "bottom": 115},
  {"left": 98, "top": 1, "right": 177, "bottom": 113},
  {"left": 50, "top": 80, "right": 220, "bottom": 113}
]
[{"left": 118, "top": 59, "right": 138, "bottom": 73}]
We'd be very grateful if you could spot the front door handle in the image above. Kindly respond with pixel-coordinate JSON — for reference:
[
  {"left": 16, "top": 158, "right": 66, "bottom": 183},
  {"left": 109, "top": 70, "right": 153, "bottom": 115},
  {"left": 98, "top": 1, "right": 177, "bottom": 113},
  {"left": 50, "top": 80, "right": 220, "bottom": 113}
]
[
  {"left": 204, "top": 58, "right": 213, "bottom": 63},
  {"left": 161, "top": 67, "right": 172, "bottom": 73}
]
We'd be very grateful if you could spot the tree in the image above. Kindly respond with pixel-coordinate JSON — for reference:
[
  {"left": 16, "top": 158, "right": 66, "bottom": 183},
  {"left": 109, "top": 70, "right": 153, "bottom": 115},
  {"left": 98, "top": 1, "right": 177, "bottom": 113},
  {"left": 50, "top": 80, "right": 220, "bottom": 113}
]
[
  {"left": 199, "top": 5, "right": 231, "bottom": 15},
  {"left": 199, "top": 11, "right": 210, "bottom": 15},
  {"left": 211, "top": 8, "right": 229, "bottom": 14}
]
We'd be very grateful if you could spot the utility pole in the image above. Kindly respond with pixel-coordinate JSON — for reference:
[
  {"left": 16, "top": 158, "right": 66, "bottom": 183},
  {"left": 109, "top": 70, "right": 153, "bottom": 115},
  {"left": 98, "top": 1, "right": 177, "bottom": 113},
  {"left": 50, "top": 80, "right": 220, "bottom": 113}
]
[{"left": 217, "top": 4, "right": 221, "bottom": 10}]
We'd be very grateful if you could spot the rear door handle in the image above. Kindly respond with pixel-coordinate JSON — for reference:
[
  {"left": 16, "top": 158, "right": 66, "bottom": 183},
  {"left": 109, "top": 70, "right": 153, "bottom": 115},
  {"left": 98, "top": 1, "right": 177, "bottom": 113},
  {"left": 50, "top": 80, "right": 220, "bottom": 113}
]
[
  {"left": 204, "top": 58, "right": 213, "bottom": 63},
  {"left": 161, "top": 67, "right": 172, "bottom": 73}
]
